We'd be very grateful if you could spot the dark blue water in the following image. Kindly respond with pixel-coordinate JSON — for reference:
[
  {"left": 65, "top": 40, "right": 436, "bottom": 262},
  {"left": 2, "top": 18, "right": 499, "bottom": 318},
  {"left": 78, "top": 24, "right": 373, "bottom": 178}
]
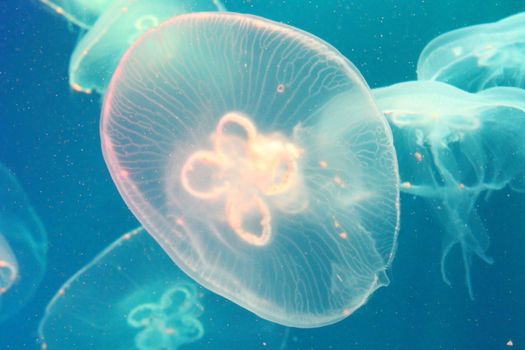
[{"left": 1, "top": 1, "right": 524, "bottom": 349}]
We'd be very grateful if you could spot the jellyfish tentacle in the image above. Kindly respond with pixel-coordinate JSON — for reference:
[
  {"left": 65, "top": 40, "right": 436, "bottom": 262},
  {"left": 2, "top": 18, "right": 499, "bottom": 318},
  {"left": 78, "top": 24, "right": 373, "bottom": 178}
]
[{"left": 438, "top": 200, "right": 494, "bottom": 299}]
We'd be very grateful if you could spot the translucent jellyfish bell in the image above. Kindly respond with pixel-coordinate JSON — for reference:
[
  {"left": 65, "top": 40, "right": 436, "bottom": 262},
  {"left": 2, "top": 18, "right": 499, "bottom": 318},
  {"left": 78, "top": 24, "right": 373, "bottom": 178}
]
[
  {"left": 69, "top": 0, "right": 225, "bottom": 94},
  {"left": 373, "top": 80, "right": 525, "bottom": 298},
  {"left": 0, "top": 164, "right": 47, "bottom": 322},
  {"left": 101, "top": 12, "right": 400, "bottom": 327},
  {"left": 37, "top": 0, "right": 114, "bottom": 29},
  {"left": 417, "top": 12, "right": 525, "bottom": 92},
  {"left": 38, "top": 228, "right": 288, "bottom": 350}
]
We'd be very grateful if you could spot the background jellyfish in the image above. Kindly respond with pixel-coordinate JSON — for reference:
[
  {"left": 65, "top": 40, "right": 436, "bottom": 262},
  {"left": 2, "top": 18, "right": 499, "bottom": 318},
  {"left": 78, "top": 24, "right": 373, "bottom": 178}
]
[
  {"left": 38, "top": 227, "right": 288, "bottom": 350},
  {"left": 417, "top": 12, "right": 525, "bottom": 92},
  {"left": 0, "top": 233, "right": 18, "bottom": 297},
  {"left": 68, "top": 0, "right": 225, "bottom": 94},
  {"left": 373, "top": 80, "right": 525, "bottom": 298},
  {"left": 37, "top": 0, "right": 113, "bottom": 29},
  {"left": 0, "top": 163, "right": 47, "bottom": 322},
  {"left": 101, "top": 12, "right": 399, "bottom": 328}
]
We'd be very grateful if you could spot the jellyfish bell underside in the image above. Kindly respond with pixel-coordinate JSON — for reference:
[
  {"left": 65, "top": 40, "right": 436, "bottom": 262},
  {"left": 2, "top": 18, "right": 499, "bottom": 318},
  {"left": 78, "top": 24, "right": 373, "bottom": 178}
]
[
  {"left": 101, "top": 12, "right": 399, "bottom": 328},
  {"left": 417, "top": 12, "right": 525, "bottom": 92},
  {"left": 38, "top": 0, "right": 113, "bottom": 29},
  {"left": 373, "top": 80, "right": 525, "bottom": 298},
  {"left": 0, "top": 164, "right": 47, "bottom": 322},
  {"left": 38, "top": 228, "right": 288, "bottom": 350},
  {"left": 68, "top": 0, "right": 225, "bottom": 94}
]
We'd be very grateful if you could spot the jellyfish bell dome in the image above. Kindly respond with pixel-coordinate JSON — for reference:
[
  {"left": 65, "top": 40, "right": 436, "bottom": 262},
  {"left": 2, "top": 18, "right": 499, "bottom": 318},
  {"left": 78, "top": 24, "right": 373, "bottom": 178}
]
[
  {"left": 101, "top": 12, "right": 400, "bottom": 328},
  {"left": 0, "top": 164, "right": 47, "bottom": 322},
  {"left": 38, "top": 228, "right": 288, "bottom": 350},
  {"left": 37, "top": 0, "right": 113, "bottom": 29},
  {"left": 68, "top": 0, "right": 225, "bottom": 95},
  {"left": 417, "top": 12, "right": 525, "bottom": 92}
]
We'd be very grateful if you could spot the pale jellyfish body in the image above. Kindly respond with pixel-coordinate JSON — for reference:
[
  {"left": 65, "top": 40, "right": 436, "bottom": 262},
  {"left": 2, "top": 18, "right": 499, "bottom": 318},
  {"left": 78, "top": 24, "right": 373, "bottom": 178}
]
[
  {"left": 37, "top": 0, "right": 113, "bottom": 29},
  {"left": 69, "top": 0, "right": 225, "bottom": 94},
  {"left": 0, "top": 164, "right": 47, "bottom": 322},
  {"left": 417, "top": 12, "right": 525, "bottom": 92},
  {"left": 374, "top": 81, "right": 525, "bottom": 298},
  {"left": 101, "top": 13, "right": 399, "bottom": 328},
  {"left": 38, "top": 228, "right": 288, "bottom": 350}
]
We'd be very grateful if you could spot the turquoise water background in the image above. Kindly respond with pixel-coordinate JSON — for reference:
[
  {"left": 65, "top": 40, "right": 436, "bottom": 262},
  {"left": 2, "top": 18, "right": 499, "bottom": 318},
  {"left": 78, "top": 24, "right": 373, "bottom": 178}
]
[{"left": 1, "top": 0, "right": 525, "bottom": 348}]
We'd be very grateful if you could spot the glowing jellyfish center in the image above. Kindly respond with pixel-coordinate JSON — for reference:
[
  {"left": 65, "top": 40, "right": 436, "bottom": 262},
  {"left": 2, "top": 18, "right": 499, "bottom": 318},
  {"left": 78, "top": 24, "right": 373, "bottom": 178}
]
[{"left": 180, "top": 112, "right": 303, "bottom": 247}]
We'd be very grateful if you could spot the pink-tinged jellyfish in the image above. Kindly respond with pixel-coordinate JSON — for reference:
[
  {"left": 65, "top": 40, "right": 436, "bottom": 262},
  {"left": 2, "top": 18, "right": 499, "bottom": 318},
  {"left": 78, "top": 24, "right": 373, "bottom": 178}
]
[
  {"left": 69, "top": 0, "right": 225, "bottom": 94},
  {"left": 101, "top": 12, "right": 400, "bottom": 328},
  {"left": 417, "top": 12, "right": 525, "bottom": 92},
  {"left": 38, "top": 228, "right": 289, "bottom": 350},
  {"left": 37, "top": 0, "right": 113, "bottom": 29},
  {"left": 0, "top": 164, "right": 47, "bottom": 322},
  {"left": 373, "top": 80, "right": 525, "bottom": 298}
]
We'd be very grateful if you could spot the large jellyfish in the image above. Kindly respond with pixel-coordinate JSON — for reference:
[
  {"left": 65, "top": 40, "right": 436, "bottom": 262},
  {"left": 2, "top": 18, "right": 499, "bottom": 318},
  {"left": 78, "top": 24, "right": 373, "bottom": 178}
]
[
  {"left": 38, "top": 227, "right": 288, "bottom": 350},
  {"left": 373, "top": 80, "right": 525, "bottom": 298},
  {"left": 417, "top": 12, "right": 525, "bottom": 92},
  {"left": 101, "top": 12, "right": 400, "bottom": 328},
  {"left": 0, "top": 164, "right": 47, "bottom": 322},
  {"left": 37, "top": 0, "right": 113, "bottom": 29},
  {"left": 69, "top": 0, "right": 225, "bottom": 94}
]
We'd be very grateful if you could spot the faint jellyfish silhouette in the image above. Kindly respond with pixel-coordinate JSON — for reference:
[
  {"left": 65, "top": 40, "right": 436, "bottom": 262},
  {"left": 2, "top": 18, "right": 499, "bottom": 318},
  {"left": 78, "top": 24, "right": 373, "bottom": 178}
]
[
  {"left": 68, "top": 0, "right": 225, "bottom": 94},
  {"left": 101, "top": 12, "right": 400, "bottom": 327},
  {"left": 0, "top": 164, "right": 47, "bottom": 322},
  {"left": 373, "top": 80, "right": 525, "bottom": 298},
  {"left": 128, "top": 282, "right": 204, "bottom": 350},
  {"left": 37, "top": 0, "right": 113, "bottom": 29},
  {"left": 38, "top": 228, "right": 288, "bottom": 350},
  {"left": 417, "top": 12, "right": 525, "bottom": 92},
  {"left": 0, "top": 233, "right": 18, "bottom": 295}
]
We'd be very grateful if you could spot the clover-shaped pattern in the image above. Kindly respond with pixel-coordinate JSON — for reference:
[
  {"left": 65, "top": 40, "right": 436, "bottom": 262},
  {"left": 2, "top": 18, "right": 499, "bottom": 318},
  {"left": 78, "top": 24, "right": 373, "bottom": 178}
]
[
  {"left": 127, "top": 282, "right": 204, "bottom": 350},
  {"left": 180, "top": 112, "right": 304, "bottom": 246}
]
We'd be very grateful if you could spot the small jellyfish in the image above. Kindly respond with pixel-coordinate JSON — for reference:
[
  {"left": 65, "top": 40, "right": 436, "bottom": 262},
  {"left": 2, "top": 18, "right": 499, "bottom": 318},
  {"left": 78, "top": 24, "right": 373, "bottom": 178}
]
[
  {"left": 101, "top": 13, "right": 399, "bottom": 327},
  {"left": 0, "top": 164, "right": 47, "bottom": 322},
  {"left": 37, "top": 0, "right": 113, "bottom": 29},
  {"left": 373, "top": 80, "right": 525, "bottom": 298},
  {"left": 128, "top": 282, "right": 205, "bottom": 350},
  {"left": 417, "top": 12, "right": 525, "bottom": 92},
  {"left": 38, "top": 228, "right": 288, "bottom": 350},
  {"left": 68, "top": 0, "right": 225, "bottom": 94}
]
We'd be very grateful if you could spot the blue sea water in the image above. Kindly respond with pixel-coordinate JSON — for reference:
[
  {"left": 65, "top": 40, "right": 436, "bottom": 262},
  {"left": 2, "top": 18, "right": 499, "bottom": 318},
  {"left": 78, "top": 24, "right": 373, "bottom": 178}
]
[{"left": 1, "top": 0, "right": 524, "bottom": 349}]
